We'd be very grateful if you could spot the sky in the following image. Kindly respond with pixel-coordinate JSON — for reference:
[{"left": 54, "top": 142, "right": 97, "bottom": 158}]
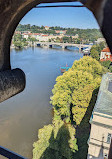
[{"left": 20, "top": 2, "right": 99, "bottom": 29}]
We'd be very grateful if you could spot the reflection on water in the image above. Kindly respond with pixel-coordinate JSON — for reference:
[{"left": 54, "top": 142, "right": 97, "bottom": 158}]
[{"left": 0, "top": 47, "right": 83, "bottom": 158}]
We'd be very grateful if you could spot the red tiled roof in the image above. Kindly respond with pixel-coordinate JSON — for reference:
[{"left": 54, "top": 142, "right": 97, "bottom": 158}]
[
  {"left": 100, "top": 58, "right": 112, "bottom": 62},
  {"left": 102, "top": 47, "right": 110, "bottom": 52},
  {"left": 42, "top": 35, "right": 48, "bottom": 37},
  {"left": 23, "top": 33, "right": 28, "bottom": 35},
  {"left": 34, "top": 33, "right": 40, "bottom": 35}
]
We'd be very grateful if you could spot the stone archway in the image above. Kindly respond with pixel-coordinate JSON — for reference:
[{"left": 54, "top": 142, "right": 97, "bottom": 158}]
[{"left": 0, "top": 0, "right": 112, "bottom": 102}]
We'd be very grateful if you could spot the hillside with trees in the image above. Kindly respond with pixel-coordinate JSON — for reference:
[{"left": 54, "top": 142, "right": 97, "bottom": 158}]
[
  {"left": 33, "top": 57, "right": 107, "bottom": 159},
  {"left": 16, "top": 24, "right": 102, "bottom": 42}
]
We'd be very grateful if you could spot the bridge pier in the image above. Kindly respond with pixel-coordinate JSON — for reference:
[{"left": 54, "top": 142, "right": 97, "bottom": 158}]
[
  {"left": 33, "top": 42, "right": 37, "bottom": 47},
  {"left": 62, "top": 44, "right": 65, "bottom": 50},
  {"left": 49, "top": 45, "right": 52, "bottom": 48},
  {"left": 78, "top": 46, "right": 81, "bottom": 52},
  {"left": 37, "top": 44, "right": 41, "bottom": 47},
  {"left": 81, "top": 47, "right": 84, "bottom": 51},
  {"left": 78, "top": 44, "right": 84, "bottom": 52},
  {"left": 64, "top": 46, "right": 67, "bottom": 49}
]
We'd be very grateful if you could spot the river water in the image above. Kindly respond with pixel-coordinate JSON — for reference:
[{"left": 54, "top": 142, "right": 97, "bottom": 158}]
[{"left": 0, "top": 47, "right": 83, "bottom": 158}]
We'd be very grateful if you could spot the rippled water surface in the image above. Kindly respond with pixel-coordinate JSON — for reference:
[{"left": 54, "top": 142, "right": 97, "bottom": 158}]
[{"left": 0, "top": 47, "right": 83, "bottom": 158}]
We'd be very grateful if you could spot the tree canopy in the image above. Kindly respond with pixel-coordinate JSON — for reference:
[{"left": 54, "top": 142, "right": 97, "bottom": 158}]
[
  {"left": 33, "top": 56, "right": 106, "bottom": 159},
  {"left": 90, "top": 42, "right": 106, "bottom": 61},
  {"left": 50, "top": 57, "right": 105, "bottom": 125},
  {"left": 33, "top": 120, "right": 78, "bottom": 159},
  {"left": 16, "top": 24, "right": 103, "bottom": 43},
  {"left": 13, "top": 33, "right": 28, "bottom": 48}
]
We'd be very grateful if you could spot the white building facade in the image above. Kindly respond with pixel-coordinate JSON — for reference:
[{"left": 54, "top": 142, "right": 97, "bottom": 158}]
[{"left": 87, "top": 73, "right": 112, "bottom": 159}]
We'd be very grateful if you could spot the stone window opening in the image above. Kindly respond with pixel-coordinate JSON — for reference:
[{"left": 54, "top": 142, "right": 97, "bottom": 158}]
[
  {"left": 107, "top": 133, "right": 112, "bottom": 144},
  {"left": 104, "top": 153, "right": 108, "bottom": 159}
]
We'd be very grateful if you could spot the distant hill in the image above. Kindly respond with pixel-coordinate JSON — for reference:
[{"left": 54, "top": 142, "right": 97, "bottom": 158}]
[{"left": 16, "top": 24, "right": 103, "bottom": 42}]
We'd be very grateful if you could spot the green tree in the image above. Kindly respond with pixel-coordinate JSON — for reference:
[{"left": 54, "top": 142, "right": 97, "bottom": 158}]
[
  {"left": 16, "top": 24, "right": 103, "bottom": 42},
  {"left": 33, "top": 57, "right": 107, "bottom": 159},
  {"left": 97, "top": 41, "right": 106, "bottom": 52},
  {"left": 13, "top": 34, "right": 22, "bottom": 41},
  {"left": 100, "top": 60, "right": 111, "bottom": 69},
  {"left": 13, "top": 41, "right": 23, "bottom": 48},
  {"left": 90, "top": 48, "right": 100, "bottom": 61},
  {"left": 71, "top": 56, "right": 105, "bottom": 78},
  {"left": 90, "top": 42, "right": 106, "bottom": 61},
  {"left": 13, "top": 33, "right": 28, "bottom": 48},
  {"left": 51, "top": 57, "right": 105, "bottom": 124},
  {"left": 33, "top": 120, "right": 78, "bottom": 159},
  {"left": 56, "top": 37, "right": 60, "bottom": 43},
  {"left": 109, "top": 65, "right": 112, "bottom": 72}
]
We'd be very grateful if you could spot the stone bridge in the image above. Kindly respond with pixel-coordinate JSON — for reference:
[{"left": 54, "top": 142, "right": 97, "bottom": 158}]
[{"left": 36, "top": 42, "right": 92, "bottom": 51}]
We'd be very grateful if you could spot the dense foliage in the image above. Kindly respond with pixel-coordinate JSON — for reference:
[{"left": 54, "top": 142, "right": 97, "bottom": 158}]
[
  {"left": 16, "top": 24, "right": 102, "bottom": 43},
  {"left": 33, "top": 57, "right": 106, "bottom": 159},
  {"left": 66, "top": 28, "right": 102, "bottom": 42},
  {"left": 90, "top": 42, "right": 112, "bottom": 72},
  {"left": 17, "top": 24, "right": 55, "bottom": 34},
  {"left": 13, "top": 34, "right": 28, "bottom": 48},
  {"left": 33, "top": 120, "right": 78, "bottom": 159},
  {"left": 100, "top": 60, "right": 112, "bottom": 72},
  {"left": 100, "top": 60, "right": 111, "bottom": 69},
  {"left": 90, "top": 42, "right": 106, "bottom": 61},
  {"left": 51, "top": 57, "right": 105, "bottom": 125}
]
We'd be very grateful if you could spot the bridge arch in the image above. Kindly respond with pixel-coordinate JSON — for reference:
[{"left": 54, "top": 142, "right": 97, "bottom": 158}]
[{"left": 0, "top": 0, "right": 112, "bottom": 102}]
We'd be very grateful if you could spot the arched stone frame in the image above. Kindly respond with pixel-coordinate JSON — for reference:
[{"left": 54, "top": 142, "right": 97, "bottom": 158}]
[{"left": 0, "top": 0, "right": 112, "bottom": 102}]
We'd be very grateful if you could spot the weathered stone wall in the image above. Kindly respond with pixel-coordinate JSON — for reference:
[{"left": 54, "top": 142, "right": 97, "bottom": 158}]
[{"left": 85, "top": 0, "right": 112, "bottom": 54}]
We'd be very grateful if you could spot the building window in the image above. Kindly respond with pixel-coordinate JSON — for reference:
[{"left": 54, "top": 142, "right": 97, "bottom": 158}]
[
  {"left": 104, "top": 153, "right": 108, "bottom": 159},
  {"left": 107, "top": 133, "right": 111, "bottom": 144}
]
